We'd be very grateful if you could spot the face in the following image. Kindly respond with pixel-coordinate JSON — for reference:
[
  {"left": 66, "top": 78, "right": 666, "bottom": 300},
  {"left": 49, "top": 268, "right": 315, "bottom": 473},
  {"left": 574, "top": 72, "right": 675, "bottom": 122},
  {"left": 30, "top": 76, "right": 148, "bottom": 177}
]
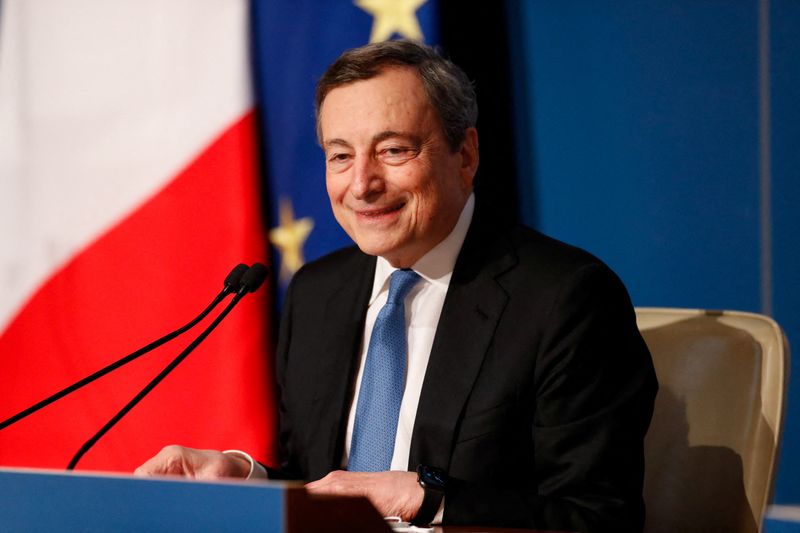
[{"left": 319, "top": 66, "right": 479, "bottom": 268}]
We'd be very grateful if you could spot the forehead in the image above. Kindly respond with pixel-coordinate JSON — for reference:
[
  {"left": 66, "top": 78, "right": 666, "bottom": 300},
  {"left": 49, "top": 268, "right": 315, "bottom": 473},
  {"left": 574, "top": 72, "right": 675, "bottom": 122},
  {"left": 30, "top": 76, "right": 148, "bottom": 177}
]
[{"left": 319, "top": 67, "right": 436, "bottom": 140}]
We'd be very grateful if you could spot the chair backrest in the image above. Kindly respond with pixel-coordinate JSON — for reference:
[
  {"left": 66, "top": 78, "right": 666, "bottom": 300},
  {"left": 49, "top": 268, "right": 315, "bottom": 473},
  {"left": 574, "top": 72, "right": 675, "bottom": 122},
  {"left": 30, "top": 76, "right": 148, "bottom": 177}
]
[{"left": 636, "top": 308, "right": 788, "bottom": 533}]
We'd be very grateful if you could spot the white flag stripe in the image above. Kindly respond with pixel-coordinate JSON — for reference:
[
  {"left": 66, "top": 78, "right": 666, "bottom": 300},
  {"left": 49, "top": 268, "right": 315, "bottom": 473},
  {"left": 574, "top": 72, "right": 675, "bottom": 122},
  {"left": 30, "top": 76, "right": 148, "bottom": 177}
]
[{"left": 0, "top": 0, "right": 252, "bottom": 329}]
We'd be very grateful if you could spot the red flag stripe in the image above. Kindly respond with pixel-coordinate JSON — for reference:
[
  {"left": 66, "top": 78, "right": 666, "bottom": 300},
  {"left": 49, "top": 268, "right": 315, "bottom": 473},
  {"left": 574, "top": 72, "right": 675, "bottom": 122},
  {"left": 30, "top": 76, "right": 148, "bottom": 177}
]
[{"left": 0, "top": 111, "right": 276, "bottom": 471}]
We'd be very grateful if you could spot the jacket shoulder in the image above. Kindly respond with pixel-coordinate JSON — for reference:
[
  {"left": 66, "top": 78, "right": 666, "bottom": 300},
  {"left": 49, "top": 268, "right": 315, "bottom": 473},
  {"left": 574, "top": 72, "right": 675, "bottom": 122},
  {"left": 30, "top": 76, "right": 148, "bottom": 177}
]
[
  {"left": 287, "top": 245, "right": 373, "bottom": 295},
  {"left": 506, "top": 225, "right": 615, "bottom": 280}
]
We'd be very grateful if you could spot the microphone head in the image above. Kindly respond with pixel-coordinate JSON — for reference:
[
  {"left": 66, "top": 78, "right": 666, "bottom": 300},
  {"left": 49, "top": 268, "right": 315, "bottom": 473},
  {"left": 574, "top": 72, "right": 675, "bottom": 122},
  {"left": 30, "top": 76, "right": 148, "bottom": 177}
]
[
  {"left": 223, "top": 264, "right": 250, "bottom": 294},
  {"left": 239, "top": 263, "right": 270, "bottom": 294}
]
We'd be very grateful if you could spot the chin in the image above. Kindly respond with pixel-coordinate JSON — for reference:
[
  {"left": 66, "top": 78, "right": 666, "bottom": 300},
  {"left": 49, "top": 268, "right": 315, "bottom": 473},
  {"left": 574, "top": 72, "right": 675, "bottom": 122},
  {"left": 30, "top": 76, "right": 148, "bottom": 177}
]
[
  {"left": 352, "top": 236, "right": 400, "bottom": 260},
  {"left": 355, "top": 242, "right": 391, "bottom": 258}
]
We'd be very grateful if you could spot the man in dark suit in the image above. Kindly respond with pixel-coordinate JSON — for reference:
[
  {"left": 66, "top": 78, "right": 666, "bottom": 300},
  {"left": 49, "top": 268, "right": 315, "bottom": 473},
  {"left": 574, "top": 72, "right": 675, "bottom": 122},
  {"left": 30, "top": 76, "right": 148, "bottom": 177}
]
[{"left": 136, "top": 40, "right": 657, "bottom": 532}]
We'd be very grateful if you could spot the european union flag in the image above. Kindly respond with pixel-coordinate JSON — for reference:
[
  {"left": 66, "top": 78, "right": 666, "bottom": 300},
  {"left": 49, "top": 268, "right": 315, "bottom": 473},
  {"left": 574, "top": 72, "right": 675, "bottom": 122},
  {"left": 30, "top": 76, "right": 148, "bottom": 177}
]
[{"left": 251, "top": 0, "right": 439, "bottom": 303}]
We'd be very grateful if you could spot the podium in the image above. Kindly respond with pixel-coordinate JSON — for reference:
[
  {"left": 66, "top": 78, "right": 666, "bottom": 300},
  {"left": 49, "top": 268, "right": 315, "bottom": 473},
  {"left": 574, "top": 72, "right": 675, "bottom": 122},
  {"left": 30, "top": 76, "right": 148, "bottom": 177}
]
[{"left": 0, "top": 467, "right": 391, "bottom": 532}]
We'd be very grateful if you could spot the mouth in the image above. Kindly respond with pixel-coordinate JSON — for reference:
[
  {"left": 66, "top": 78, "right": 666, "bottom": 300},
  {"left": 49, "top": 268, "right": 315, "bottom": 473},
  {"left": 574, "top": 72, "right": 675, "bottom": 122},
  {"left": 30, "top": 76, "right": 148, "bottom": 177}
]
[{"left": 355, "top": 202, "right": 405, "bottom": 219}]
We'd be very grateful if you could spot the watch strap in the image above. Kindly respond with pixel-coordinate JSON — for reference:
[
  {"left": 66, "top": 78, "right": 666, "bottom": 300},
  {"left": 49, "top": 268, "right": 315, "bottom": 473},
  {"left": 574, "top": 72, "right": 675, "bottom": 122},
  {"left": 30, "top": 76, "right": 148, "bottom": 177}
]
[
  {"left": 412, "top": 465, "right": 446, "bottom": 526},
  {"left": 412, "top": 487, "right": 443, "bottom": 526}
]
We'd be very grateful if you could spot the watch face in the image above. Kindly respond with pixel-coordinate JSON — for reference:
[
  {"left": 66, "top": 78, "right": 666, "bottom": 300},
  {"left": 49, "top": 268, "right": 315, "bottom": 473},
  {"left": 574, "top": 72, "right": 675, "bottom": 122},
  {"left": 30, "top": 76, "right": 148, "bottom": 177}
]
[{"left": 419, "top": 465, "right": 446, "bottom": 490}]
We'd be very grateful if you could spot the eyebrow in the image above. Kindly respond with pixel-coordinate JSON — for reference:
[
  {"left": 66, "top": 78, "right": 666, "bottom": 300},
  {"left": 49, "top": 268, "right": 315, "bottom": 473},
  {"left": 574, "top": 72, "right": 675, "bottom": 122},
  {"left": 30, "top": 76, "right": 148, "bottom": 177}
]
[
  {"left": 372, "top": 130, "right": 420, "bottom": 145},
  {"left": 323, "top": 130, "right": 421, "bottom": 150},
  {"left": 323, "top": 138, "right": 352, "bottom": 150}
]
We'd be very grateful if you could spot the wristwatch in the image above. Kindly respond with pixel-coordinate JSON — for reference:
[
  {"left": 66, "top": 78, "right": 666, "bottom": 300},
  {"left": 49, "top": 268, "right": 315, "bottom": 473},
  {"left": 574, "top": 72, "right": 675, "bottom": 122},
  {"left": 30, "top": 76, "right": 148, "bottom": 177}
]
[{"left": 411, "top": 464, "right": 447, "bottom": 526}]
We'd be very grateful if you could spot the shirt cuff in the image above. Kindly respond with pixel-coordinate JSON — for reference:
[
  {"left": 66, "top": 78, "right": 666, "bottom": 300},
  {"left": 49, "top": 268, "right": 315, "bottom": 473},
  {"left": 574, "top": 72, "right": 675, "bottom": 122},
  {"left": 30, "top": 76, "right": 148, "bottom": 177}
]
[{"left": 222, "top": 449, "right": 268, "bottom": 479}]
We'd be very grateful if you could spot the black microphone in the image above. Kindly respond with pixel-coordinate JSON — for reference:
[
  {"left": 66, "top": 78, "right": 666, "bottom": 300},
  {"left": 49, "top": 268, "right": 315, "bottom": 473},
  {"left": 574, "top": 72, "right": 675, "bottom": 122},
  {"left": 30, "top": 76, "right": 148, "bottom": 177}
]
[
  {"left": 222, "top": 263, "right": 252, "bottom": 293},
  {"left": 67, "top": 263, "right": 270, "bottom": 470},
  {"left": 0, "top": 263, "right": 250, "bottom": 432},
  {"left": 238, "top": 262, "right": 269, "bottom": 294}
]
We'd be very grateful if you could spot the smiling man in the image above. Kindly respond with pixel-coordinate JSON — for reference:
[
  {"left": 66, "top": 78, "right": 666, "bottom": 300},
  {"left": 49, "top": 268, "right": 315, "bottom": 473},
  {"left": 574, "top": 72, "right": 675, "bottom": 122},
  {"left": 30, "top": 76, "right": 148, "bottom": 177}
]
[
  {"left": 136, "top": 41, "right": 657, "bottom": 532},
  {"left": 321, "top": 64, "right": 476, "bottom": 269}
]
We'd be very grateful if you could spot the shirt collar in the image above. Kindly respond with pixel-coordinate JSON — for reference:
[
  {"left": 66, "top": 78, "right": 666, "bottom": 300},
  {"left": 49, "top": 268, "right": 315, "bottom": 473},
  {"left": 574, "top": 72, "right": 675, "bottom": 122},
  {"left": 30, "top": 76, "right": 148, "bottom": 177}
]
[{"left": 369, "top": 193, "right": 475, "bottom": 305}]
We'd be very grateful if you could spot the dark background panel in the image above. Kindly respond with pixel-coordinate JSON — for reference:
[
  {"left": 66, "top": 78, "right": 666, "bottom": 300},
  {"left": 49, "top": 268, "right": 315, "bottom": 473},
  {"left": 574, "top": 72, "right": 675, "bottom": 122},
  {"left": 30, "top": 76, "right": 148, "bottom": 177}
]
[{"left": 438, "top": 2, "right": 520, "bottom": 223}]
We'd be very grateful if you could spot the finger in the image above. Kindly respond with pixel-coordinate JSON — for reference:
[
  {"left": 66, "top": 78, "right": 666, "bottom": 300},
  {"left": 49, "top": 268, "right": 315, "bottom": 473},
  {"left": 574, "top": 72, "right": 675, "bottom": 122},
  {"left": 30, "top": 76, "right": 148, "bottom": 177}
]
[
  {"left": 305, "top": 470, "right": 342, "bottom": 490},
  {"left": 133, "top": 445, "right": 190, "bottom": 477},
  {"left": 304, "top": 477, "right": 333, "bottom": 491},
  {"left": 134, "top": 457, "right": 177, "bottom": 476},
  {"left": 305, "top": 472, "right": 334, "bottom": 490}
]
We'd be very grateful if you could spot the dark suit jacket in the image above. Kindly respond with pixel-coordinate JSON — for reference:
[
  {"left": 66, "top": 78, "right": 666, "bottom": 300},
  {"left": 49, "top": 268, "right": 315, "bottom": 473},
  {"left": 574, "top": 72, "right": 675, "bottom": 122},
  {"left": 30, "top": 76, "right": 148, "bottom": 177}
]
[{"left": 272, "top": 203, "right": 657, "bottom": 533}]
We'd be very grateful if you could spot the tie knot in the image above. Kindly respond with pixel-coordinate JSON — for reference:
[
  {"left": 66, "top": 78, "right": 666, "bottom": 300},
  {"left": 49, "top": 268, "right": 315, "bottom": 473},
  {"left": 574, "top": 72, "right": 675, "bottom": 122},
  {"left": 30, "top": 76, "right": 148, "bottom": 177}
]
[{"left": 386, "top": 269, "right": 420, "bottom": 305}]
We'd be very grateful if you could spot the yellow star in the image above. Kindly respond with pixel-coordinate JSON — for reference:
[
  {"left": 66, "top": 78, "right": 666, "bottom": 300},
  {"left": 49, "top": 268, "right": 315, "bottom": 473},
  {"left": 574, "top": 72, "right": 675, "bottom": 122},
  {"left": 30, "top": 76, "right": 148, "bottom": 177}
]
[
  {"left": 355, "top": 0, "right": 427, "bottom": 43},
  {"left": 269, "top": 198, "right": 314, "bottom": 282}
]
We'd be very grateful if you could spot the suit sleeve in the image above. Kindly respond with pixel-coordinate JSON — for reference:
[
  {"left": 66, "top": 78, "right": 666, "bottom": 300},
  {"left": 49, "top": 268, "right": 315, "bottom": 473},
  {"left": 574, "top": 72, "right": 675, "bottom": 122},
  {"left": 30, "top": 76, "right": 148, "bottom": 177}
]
[
  {"left": 444, "top": 264, "right": 658, "bottom": 533},
  {"left": 263, "top": 274, "right": 305, "bottom": 480}
]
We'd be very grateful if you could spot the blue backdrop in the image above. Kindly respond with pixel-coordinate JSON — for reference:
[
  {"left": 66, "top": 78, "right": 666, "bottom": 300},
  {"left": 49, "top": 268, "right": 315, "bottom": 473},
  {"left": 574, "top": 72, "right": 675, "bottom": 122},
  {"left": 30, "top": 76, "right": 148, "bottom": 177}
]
[{"left": 508, "top": 0, "right": 800, "bottom": 503}]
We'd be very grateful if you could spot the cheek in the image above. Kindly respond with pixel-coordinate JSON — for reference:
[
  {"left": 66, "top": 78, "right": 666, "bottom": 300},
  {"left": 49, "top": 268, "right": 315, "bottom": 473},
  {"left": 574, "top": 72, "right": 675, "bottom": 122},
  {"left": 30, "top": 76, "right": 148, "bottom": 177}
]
[
  {"left": 393, "top": 167, "right": 437, "bottom": 204},
  {"left": 415, "top": 179, "right": 446, "bottom": 213},
  {"left": 326, "top": 177, "right": 354, "bottom": 227},
  {"left": 326, "top": 175, "right": 346, "bottom": 203},
  {"left": 415, "top": 181, "right": 460, "bottom": 230}
]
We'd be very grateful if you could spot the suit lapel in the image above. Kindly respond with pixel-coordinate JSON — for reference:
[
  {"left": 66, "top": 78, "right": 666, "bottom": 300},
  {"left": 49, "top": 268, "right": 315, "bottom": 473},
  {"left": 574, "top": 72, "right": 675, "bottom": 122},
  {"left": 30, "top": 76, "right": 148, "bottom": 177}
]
[
  {"left": 409, "top": 210, "right": 517, "bottom": 471},
  {"left": 305, "top": 252, "right": 375, "bottom": 478}
]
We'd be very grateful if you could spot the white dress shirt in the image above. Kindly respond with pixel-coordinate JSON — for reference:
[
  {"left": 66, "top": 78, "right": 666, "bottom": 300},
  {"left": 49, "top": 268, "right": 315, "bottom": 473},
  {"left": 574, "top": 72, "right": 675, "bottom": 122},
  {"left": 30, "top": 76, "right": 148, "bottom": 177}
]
[{"left": 343, "top": 193, "right": 475, "bottom": 471}]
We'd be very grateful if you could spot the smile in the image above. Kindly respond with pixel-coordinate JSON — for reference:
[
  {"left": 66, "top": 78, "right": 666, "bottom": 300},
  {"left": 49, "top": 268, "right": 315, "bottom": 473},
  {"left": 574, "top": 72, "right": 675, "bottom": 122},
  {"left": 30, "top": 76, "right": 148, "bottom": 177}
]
[{"left": 355, "top": 203, "right": 405, "bottom": 219}]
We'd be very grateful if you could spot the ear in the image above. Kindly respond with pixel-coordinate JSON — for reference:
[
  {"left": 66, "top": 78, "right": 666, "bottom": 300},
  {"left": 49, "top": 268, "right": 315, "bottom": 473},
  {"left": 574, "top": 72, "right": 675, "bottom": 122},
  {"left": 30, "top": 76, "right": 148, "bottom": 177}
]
[{"left": 458, "top": 127, "right": 479, "bottom": 189}]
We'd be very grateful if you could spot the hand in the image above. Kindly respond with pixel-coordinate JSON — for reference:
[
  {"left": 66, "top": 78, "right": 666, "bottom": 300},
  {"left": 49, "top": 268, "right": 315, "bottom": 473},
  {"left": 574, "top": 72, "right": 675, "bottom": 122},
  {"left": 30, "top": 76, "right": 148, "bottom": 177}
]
[
  {"left": 305, "top": 470, "right": 423, "bottom": 521},
  {"left": 133, "top": 445, "right": 251, "bottom": 480}
]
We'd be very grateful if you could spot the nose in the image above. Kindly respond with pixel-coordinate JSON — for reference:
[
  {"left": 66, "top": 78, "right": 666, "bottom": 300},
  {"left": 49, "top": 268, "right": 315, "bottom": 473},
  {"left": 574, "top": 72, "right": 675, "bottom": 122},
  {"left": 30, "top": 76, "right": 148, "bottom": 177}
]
[{"left": 350, "top": 154, "right": 384, "bottom": 200}]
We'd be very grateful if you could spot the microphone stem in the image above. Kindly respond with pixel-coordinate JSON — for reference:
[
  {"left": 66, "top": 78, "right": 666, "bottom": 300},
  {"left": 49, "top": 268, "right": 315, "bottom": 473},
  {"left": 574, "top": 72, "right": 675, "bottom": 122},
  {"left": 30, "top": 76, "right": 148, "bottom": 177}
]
[
  {"left": 0, "top": 291, "right": 228, "bottom": 432},
  {"left": 67, "top": 292, "right": 246, "bottom": 470}
]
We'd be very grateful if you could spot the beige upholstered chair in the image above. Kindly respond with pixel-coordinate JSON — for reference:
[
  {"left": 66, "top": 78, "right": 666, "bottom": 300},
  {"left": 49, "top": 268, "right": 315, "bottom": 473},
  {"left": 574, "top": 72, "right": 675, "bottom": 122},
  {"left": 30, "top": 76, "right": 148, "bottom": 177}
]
[{"left": 636, "top": 308, "right": 788, "bottom": 533}]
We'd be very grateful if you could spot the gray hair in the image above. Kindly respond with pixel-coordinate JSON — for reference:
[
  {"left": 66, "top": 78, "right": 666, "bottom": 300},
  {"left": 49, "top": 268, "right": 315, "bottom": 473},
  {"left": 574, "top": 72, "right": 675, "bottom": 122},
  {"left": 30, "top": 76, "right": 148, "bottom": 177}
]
[{"left": 315, "top": 40, "right": 478, "bottom": 151}]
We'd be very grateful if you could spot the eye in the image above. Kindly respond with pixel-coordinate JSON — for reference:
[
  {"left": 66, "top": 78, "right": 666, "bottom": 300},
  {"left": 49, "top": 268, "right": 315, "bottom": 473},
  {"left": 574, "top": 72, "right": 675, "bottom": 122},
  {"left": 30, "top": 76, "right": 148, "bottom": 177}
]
[
  {"left": 328, "top": 152, "right": 350, "bottom": 162},
  {"left": 378, "top": 145, "right": 417, "bottom": 164},
  {"left": 326, "top": 151, "right": 353, "bottom": 172}
]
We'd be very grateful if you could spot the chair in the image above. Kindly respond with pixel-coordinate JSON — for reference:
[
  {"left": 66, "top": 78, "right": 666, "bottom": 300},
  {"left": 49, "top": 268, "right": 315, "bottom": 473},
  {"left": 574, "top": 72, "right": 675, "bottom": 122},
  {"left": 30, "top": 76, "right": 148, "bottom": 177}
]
[{"left": 636, "top": 308, "right": 789, "bottom": 533}]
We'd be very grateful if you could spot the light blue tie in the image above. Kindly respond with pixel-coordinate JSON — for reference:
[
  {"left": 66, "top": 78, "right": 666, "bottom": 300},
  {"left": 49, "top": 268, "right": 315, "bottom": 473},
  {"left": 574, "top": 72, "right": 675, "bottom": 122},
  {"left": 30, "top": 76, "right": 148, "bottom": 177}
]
[{"left": 348, "top": 269, "right": 421, "bottom": 472}]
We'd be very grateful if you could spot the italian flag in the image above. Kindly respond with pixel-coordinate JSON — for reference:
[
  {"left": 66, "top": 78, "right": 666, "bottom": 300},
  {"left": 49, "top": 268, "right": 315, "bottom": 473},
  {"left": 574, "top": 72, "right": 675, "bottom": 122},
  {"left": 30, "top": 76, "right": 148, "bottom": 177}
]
[{"left": 0, "top": 0, "right": 276, "bottom": 471}]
